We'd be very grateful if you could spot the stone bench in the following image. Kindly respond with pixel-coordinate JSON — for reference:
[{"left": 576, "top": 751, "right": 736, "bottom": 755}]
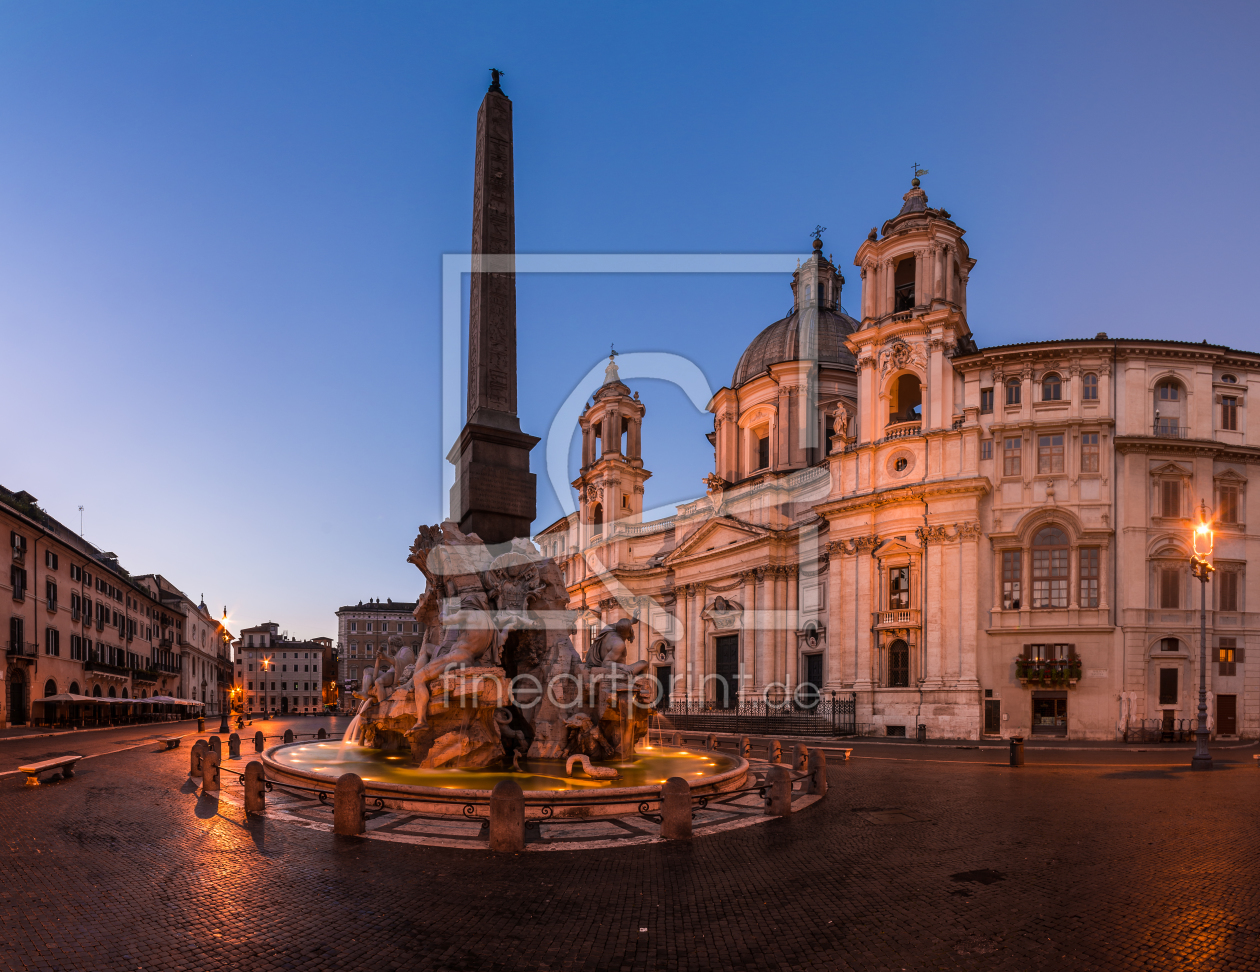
[
  {"left": 827, "top": 748, "right": 853, "bottom": 761},
  {"left": 18, "top": 756, "right": 83, "bottom": 786},
  {"left": 158, "top": 737, "right": 181, "bottom": 750}
]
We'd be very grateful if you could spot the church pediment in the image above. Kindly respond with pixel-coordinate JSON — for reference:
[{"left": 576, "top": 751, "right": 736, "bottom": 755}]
[
  {"left": 874, "top": 538, "right": 920, "bottom": 558},
  {"left": 1150, "top": 461, "right": 1193, "bottom": 478},
  {"left": 666, "top": 516, "right": 768, "bottom": 564}
]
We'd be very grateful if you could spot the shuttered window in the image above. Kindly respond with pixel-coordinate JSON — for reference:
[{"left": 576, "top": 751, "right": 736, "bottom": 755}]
[
  {"left": 1160, "top": 568, "right": 1181, "bottom": 609},
  {"left": 1218, "top": 638, "right": 1242, "bottom": 676},
  {"left": 1219, "top": 570, "right": 1240, "bottom": 612},
  {"left": 1161, "top": 480, "right": 1181, "bottom": 518}
]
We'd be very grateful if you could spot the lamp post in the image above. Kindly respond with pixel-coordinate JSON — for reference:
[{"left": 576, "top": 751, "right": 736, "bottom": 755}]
[{"left": 1190, "top": 501, "right": 1215, "bottom": 770}]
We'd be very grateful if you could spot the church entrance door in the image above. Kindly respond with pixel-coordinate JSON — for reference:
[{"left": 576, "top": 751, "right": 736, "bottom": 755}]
[
  {"left": 801, "top": 654, "right": 823, "bottom": 708},
  {"left": 654, "top": 667, "right": 672, "bottom": 710},
  {"left": 715, "top": 636, "right": 739, "bottom": 709}
]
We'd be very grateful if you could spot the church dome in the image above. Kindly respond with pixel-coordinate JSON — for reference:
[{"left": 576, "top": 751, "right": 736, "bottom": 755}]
[{"left": 731, "top": 303, "right": 860, "bottom": 388}]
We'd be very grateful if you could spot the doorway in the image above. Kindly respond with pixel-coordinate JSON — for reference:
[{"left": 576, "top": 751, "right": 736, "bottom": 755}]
[
  {"left": 281, "top": 696, "right": 290, "bottom": 715},
  {"left": 801, "top": 653, "right": 823, "bottom": 708},
  {"left": 1032, "top": 692, "right": 1067, "bottom": 735},
  {"left": 1217, "top": 695, "right": 1238, "bottom": 736},
  {"left": 654, "top": 666, "right": 672, "bottom": 710},
  {"left": 983, "top": 699, "right": 1001, "bottom": 735},
  {"left": 714, "top": 636, "right": 739, "bottom": 709},
  {"left": 8, "top": 676, "right": 26, "bottom": 725}
]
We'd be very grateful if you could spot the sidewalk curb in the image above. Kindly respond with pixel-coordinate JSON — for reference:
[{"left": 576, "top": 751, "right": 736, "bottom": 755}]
[
  {"left": 690, "top": 729, "right": 1260, "bottom": 753},
  {"left": 0, "top": 719, "right": 201, "bottom": 744}
]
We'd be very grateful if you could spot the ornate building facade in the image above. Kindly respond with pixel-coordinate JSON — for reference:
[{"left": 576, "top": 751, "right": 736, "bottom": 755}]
[{"left": 537, "top": 179, "right": 1260, "bottom": 741}]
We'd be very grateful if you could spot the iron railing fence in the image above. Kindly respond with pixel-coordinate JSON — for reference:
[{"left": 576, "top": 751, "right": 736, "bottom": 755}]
[
  {"left": 656, "top": 695, "right": 857, "bottom": 737},
  {"left": 1123, "top": 718, "right": 1204, "bottom": 744}
]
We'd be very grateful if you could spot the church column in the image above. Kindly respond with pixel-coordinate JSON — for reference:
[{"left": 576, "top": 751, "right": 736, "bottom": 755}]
[
  {"left": 785, "top": 566, "right": 799, "bottom": 696},
  {"left": 860, "top": 265, "right": 870, "bottom": 320},
  {"left": 960, "top": 529, "right": 980, "bottom": 687},
  {"left": 913, "top": 249, "right": 926, "bottom": 308},
  {"left": 628, "top": 417, "right": 641, "bottom": 460},
  {"left": 688, "top": 585, "right": 702, "bottom": 701},
  {"left": 674, "top": 589, "right": 688, "bottom": 703},
  {"left": 944, "top": 247, "right": 956, "bottom": 305},
  {"left": 854, "top": 542, "right": 874, "bottom": 690},
  {"left": 741, "top": 571, "right": 755, "bottom": 701},
  {"left": 777, "top": 384, "right": 792, "bottom": 469},
  {"left": 884, "top": 259, "right": 896, "bottom": 316},
  {"left": 754, "top": 568, "right": 768, "bottom": 696},
  {"left": 922, "top": 537, "right": 943, "bottom": 688},
  {"left": 934, "top": 244, "right": 945, "bottom": 300}
]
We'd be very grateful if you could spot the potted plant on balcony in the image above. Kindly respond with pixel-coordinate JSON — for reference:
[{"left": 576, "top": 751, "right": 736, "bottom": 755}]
[
  {"left": 1068, "top": 657, "right": 1081, "bottom": 686},
  {"left": 1015, "top": 654, "right": 1030, "bottom": 685}
]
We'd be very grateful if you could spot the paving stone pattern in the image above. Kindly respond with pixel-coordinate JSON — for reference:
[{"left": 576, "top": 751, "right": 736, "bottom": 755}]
[{"left": 1, "top": 722, "right": 1258, "bottom": 970}]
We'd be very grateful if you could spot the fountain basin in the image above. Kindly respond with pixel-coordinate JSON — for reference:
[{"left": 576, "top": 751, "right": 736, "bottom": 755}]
[{"left": 262, "top": 741, "right": 748, "bottom": 819}]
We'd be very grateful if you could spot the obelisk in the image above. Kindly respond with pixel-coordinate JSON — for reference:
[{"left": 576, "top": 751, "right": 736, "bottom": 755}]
[{"left": 447, "top": 70, "right": 539, "bottom": 544}]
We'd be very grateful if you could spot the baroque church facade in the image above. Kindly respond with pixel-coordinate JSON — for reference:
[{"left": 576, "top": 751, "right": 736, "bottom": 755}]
[{"left": 536, "top": 179, "right": 1260, "bottom": 741}]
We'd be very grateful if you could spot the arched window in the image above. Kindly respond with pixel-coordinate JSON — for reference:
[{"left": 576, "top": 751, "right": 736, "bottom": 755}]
[
  {"left": 92, "top": 685, "right": 101, "bottom": 698},
  {"left": 890, "top": 374, "right": 922, "bottom": 424},
  {"left": 69, "top": 682, "right": 80, "bottom": 695},
  {"left": 591, "top": 503, "right": 603, "bottom": 534},
  {"left": 888, "top": 640, "right": 910, "bottom": 687},
  {"left": 44, "top": 679, "right": 57, "bottom": 697},
  {"left": 121, "top": 688, "right": 129, "bottom": 699},
  {"left": 1042, "top": 373, "right": 1062, "bottom": 401},
  {"left": 108, "top": 686, "right": 117, "bottom": 698},
  {"left": 1032, "top": 527, "right": 1069, "bottom": 608},
  {"left": 1158, "top": 380, "right": 1180, "bottom": 400},
  {"left": 1082, "top": 373, "right": 1098, "bottom": 400},
  {"left": 1005, "top": 378, "right": 1022, "bottom": 406},
  {"left": 1154, "top": 380, "right": 1185, "bottom": 435}
]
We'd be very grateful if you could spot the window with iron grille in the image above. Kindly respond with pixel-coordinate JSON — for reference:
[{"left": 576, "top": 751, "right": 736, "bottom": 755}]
[
  {"left": 1079, "top": 548, "right": 1099, "bottom": 608},
  {"left": 1032, "top": 528, "right": 1069, "bottom": 608},
  {"left": 1002, "top": 551, "right": 1022, "bottom": 609}
]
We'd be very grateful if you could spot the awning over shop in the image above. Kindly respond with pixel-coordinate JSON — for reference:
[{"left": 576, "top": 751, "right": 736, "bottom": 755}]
[
  {"left": 145, "top": 696, "right": 206, "bottom": 706},
  {"left": 34, "top": 694, "right": 101, "bottom": 704}
]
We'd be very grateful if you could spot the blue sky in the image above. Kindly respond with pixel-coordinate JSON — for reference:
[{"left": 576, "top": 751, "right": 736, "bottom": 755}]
[{"left": 0, "top": 2, "right": 1256, "bottom": 639}]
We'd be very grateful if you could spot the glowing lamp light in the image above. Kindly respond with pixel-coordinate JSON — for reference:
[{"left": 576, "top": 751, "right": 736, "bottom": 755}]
[{"left": 1193, "top": 521, "right": 1213, "bottom": 559}]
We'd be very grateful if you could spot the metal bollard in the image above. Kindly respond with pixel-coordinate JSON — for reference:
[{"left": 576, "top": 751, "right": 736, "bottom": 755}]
[
  {"left": 228, "top": 733, "right": 241, "bottom": 759},
  {"left": 660, "top": 777, "right": 693, "bottom": 840},
  {"left": 807, "top": 748, "right": 828, "bottom": 797},
  {"left": 1009, "top": 736, "right": 1025, "bottom": 767},
  {"left": 793, "top": 743, "right": 808, "bottom": 771},
  {"left": 201, "top": 749, "right": 221, "bottom": 796},
  {"left": 489, "top": 779, "right": 525, "bottom": 852},
  {"left": 254, "top": 731, "right": 265, "bottom": 753},
  {"left": 244, "top": 760, "right": 266, "bottom": 814},
  {"left": 317, "top": 728, "right": 327, "bottom": 739},
  {"left": 283, "top": 729, "right": 295, "bottom": 744},
  {"left": 764, "top": 764, "right": 792, "bottom": 816},
  {"left": 334, "top": 773, "right": 366, "bottom": 836},
  {"left": 739, "top": 736, "right": 752, "bottom": 759},
  {"left": 768, "top": 739, "right": 783, "bottom": 764},
  {"left": 189, "top": 739, "right": 207, "bottom": 776},
  {"left": 705, "top": 733, "right": 717, "bottom": 750}
]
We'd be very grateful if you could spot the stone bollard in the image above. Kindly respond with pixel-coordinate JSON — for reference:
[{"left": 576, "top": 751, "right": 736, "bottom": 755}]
[
  {"left": 705, "top": 733, "right": 717, "bottom": 750},
  {"left": 739, "top": 736, "right": 752, "bottom": 759},
  {"left": 334, "top": 773, "right": 366, "bottom": 836},
  {"left": 764, "top": 764, "right": 792, "bottom": 816},
  {"left": 807, "top": 748, "right": 828, "bottom": 797},
  {"left": 197, "top": 717, "right": 205, "bottom": 733},
  {"left": 254, "top": 731, "right": 265, "bottom": 753},
  {"left": 660, "top": 777, "right": 693, "bottom": 840},
  {"left": 670, "top": 731, "right": 682, "bottom": 747},
  {"left": 189, "top": 739, "right": 207, "bottom": 776},
  {"left": 793, "top": 743, "right": 809, "bottom": 772},
  {"left": 1009, "top": 736, "right": 1025, "bottom": 768},
  {"left": 489, "top": 779, "right": 526, "bottom": 852},
  {"left": 768, "top": 739, "right": 783, "bottom": 763},
  {"left": 317, "top": 728, "right": 327, "bottom": 739},
  {"left": 283, "top": 729, "right": 295, "bottom": 744},
  {"left": 244, "top": 760, "right": 266, "bottom": 814},
  {"left": 208, "top": 736, "right": 222, "bottom": 760},
  {"left": 228, "top": 733, "right": 241, "bottom": 759},
  {"left": 201, "top": 749, "right": 221, "bottom": 797}
]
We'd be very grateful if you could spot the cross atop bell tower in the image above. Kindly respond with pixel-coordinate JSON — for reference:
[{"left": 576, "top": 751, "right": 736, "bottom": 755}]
[{"left": 447, "top": 71, "right": 539, "bottom": 544}]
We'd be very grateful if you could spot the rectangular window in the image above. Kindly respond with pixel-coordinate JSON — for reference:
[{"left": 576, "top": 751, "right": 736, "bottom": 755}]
[
  {"left": 1220, "top": 570, "right": 1240, "bottom": 612},
  {"left": 350, "top": 621, "right": 357, "bottom": 633},
  {"left": 1082, "top": 373, "right": 1098, "bottom": 400},
  {"left": 11, "top": 565, "right": 27, "bottom": 600},
  {"left": 1219, "top": 484, "right": 1239, "bottom": 524},
  {"left": 1218, "top": 637, "right": 1238, "bottom": 677},
  {"left": 1002, "top": 551, "right": 1022, "bottom": 609},
  {"left": 1158, "top": 668, "right": 1178, "bottom": 706},
  {"left": 980, "top": 388, "right": 994, "bottom": 413},
  {"left": 888, "top": 567, "right": 910, "bottom": 609},
  {"left": 366, "top": 622, "right": 373, "bottom": 633},
  {"left": 1037, "top": 434, "right": 1064, "bottom": 474},
  {"left": 46, "top": 579, "right": 57, "bottom": 610},
  {"left": 1161, "top": 480, "right": 1181, "bottom": 519},
  {"left": 44, "top": 550, "right": 58, "bottom": 569},
  {"left": 1079, "top": 548, "right": 1099, "bottom": 608},
  {"left": 1222, "top": 396, "right": 1238, "bottom": 431},
  {"left": 980, "top": 439, "right": 993, "bottom": 461},
  {"left": 757, "top": 434, "right": 769, "bottom": 470},
  {"left": 45, "top": 627, "right": 60, "bottom": 656},
  {"left": 1160, "top": 568, "right": 1180, "bottom": 609},
  {"left": 1005, "top": 381, "right": 1021, "bottom": 406},
  {"left": 248, "top": 681, "right": 253, "bottom": 691},
  {"left": 1080, "top": 433, "right": 1099, "bottom": 473},
  {"left": 1003, "top": 437, "right": 1021, "bottom": 477},
  {"left": 1032, "top": 546, "right": 1068, "bottom": 608}
]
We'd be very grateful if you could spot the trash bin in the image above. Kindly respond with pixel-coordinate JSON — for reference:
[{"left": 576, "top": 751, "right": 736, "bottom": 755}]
[
  {"left": 916, "top": 724, "right": 927, "bottom": 742},
  {"left": 1009, "top": 736, "right": 1025, "bottom": 767}
]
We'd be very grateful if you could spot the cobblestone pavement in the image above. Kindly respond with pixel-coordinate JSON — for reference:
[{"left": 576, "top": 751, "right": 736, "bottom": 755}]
[{"left": 2, "top": 721, "right": 1259, "bottom": 971}]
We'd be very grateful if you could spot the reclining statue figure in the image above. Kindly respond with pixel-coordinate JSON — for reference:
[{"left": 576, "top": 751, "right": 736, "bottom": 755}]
[{"left": 406, "top": 591, "right": 498, "bottom": 733}]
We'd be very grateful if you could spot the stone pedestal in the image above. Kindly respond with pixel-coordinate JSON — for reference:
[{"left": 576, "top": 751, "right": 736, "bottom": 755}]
[
  {"left": 660, "top": 777, "right": 693, "bottom": 840},
  {"left": 489, "top": 779, "right": 525, "bottom": 852},
  {"left": 447, "top": 423, "right": 539, "bottom": 545},
  {"left": 334, "top": 773, "right": 366, "bottom": 836}
]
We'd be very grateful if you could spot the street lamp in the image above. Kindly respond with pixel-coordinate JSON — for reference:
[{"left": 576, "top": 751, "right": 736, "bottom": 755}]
[{"left": 1190, "top": 501, "right": 1215, "bottom": 770}]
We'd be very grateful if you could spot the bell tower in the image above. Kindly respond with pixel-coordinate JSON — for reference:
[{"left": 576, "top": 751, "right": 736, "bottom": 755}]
[{"left": 573, "top": 353, "right": 650, "bottom": 547}]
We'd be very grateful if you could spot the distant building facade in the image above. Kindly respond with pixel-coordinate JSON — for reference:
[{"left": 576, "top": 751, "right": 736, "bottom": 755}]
[
  {"left": 334, "top": 599, "right": 421, "bottom": 708},
  {"left": 233, "top": 622, "right": 327, "bottom": 715},
  {"left": 537, "top": 180, "right": 1260, "bottom": 741}
]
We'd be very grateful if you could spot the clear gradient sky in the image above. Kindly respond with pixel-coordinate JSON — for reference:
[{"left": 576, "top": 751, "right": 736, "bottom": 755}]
[{"left": 1, "top": 2, "right": 1257, "bottom": 640}]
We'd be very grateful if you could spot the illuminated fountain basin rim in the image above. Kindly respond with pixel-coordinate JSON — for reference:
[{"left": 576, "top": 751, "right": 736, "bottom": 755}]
[{"left": 260, "top": 742, "right": 749, "bottom": 819}]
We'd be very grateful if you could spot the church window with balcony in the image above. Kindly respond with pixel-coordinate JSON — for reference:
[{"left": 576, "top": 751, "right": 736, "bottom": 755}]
[
  {"left": 1080, "top": 433, "right": 1099, "bottom": 472},
  {"left": 1042, "top": 373, "right": 1062, "bottom": 401},
  {"left": 1031, "top": 528, "right": 1069, "bottom": 608},
  {"left": 889, "top": 567, "right": 910, "bottom": 609},
  {"left": 591, "top": 503, "right": 603, "bottom": 535},
  {"left": 1155, "top": 380, "right": 1185, "bottom": 436}
]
